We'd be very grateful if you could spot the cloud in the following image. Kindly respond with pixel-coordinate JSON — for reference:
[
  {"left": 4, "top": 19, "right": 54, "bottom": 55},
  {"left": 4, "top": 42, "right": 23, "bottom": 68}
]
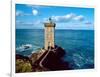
[
  {"left": 25, "top": 4, "right": 33, "bottom": 7},
  {"left": 84, "top": 21, "right": 92, "bottom": 25},
  {"left": 25, "top": 4, "right": 51, "bottom": 9},
  {"left": 73, "top": 15, "right": 84, "bottom": 21},
  {"left": 45, "top": 13, "right": 85, "bottom": 23},
  {"left": 16, "top": 19, "right": 32, "bottom": 25},
  {"left": 16, "top": 10, "right": 31, "bottom": 16},
  {"left": 26, "top": 4, "right": 41, "bottom": 8},
  {"left": 16, "top": 20, "right": 20, "bottom": 23},
  {"left": 51, "top": 13, "right": 76, "bottom": 22},
  {"left": 16, "top": 10, "right": 23, "bottom": 16},
  {"left": 32, "top": 9, "right": 38, "bottom": 16},
  {"left": 16, "top": 19, "right": 42, "bottom": 26},
  {"left": 16, "top": 9, "right": 39, "bottom": 16}
]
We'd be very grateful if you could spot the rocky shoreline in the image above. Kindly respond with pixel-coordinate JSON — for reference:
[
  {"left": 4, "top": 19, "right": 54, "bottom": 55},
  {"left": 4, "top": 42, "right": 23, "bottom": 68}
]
[{"left": 16, "top": 45, "right": 71, "bottom": 73}]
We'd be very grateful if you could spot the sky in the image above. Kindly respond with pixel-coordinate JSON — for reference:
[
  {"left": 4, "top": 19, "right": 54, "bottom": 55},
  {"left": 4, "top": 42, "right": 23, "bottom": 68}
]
[{"left": 16, "top": 4, "right": 94, "bottom": 30}]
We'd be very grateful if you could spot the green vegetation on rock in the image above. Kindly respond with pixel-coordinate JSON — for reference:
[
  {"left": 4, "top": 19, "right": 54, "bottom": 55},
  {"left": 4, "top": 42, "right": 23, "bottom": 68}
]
[{"left": 16, "top": 59, "right": 32, "bottom": 73}]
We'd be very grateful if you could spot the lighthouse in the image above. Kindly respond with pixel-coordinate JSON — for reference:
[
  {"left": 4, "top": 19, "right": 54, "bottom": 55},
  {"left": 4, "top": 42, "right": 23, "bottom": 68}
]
[{"left": 44, "top": 18, "right": 56, "bottom": 50}]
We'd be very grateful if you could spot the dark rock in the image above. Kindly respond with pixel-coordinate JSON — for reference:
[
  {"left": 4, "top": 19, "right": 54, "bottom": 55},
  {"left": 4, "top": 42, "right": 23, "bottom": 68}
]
[
  {"left": 40, "top": 45, "right": 71, "bottom": 70},
  {"left": 16, "top": 45, "right": 71, "bottom": 72},
  {"left": 16, "top": 54, "right": 30, "bottom": 61}
]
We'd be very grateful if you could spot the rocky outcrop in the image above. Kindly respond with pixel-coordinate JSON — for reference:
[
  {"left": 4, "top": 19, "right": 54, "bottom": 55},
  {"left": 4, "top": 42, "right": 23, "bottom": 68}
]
[
  {"left": 16, "top": 45, "right": 71, "bottom": 73},
  {"left": 39, "top": 45, "right": 71, "bottom": 70}
]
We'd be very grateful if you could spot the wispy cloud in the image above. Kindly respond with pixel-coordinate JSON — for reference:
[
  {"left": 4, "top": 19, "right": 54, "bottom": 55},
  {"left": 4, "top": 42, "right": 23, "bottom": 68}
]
[
  {"left": 16, "top": 10, "right": 31, "bottom": 16},
  {"left": 16, "top": 10, "right": 23, "bottom": 16},
  {"left": 73, "top": 15, "right": 84, "bottom": 21},
  {"left": 43, "top": 13, "right": 85, "bottom": 23},
  {"left": 16, "top": 12, "right": 92, "bottom": 27},
  {"left": 51, "top": 13, "right": 76, "bottom": 22},
  {"left": 25, "top": 4, "right": 51, "bottom": 9},
  {"left": 16, "top": 19, "right": 42, "bottom": 26},
  {"left": 42, "top": 13, "right": 93, "bottom": 28},
  {"left": 84, "top": 21, "right": 92, "bottom": 25},
  {"left": 16, "top": 9, "right": 39, "bottom": 16}
]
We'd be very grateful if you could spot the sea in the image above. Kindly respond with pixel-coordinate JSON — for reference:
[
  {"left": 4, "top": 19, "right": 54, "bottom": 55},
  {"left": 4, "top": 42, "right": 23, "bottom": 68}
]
[{"left": 16, "top": 29, "right": 94, "bottom": 69}]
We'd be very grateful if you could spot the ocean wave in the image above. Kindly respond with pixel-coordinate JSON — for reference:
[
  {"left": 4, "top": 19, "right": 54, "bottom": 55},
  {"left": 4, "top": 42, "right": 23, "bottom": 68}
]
[
  {"left": 72, "top": 53, "right": 94, "bottom": 69},
  {"left": 16, "top": 44, "right": 33, "bottom": 52}
]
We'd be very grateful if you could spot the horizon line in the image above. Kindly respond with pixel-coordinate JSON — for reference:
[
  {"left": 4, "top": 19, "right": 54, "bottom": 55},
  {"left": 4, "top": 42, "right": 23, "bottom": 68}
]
[{"left": 16, "top": 28, "right": 94, "bottom": 30}]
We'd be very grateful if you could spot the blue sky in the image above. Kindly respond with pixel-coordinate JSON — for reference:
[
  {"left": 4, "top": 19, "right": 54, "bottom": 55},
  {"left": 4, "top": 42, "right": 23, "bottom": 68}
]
[{"left": 16, "top": 4, "right": 94, "bottom": 30}]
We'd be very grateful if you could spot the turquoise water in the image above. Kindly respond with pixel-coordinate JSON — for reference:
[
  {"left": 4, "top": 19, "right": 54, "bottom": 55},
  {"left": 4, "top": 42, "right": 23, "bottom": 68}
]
[{"left": 16, "top": 29, "right": 94, "bottom": 69}]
